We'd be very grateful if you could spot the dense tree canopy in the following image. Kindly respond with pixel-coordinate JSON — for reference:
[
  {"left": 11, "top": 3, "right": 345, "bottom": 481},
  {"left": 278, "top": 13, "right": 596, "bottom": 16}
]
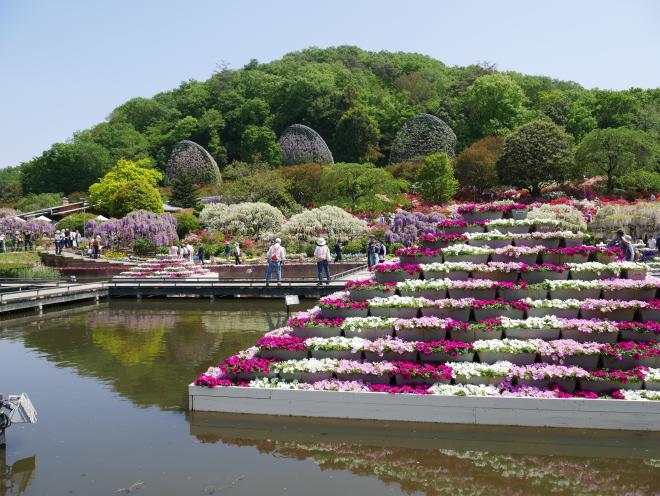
[
  {"left": 453, "top": 136, "right": 504, "bottom": 192},
  {"left": 415, "top": 152, "right": 458, "bottom": 204}
]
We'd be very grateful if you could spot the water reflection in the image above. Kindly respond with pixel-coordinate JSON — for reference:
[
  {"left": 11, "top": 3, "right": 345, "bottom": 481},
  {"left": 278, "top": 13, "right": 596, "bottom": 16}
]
[
  {"left": 190, "top": 413, "right": 660, "bottom": 496},
  {"left": 0, "top": 452, "right": 35, "bottom": 496}
]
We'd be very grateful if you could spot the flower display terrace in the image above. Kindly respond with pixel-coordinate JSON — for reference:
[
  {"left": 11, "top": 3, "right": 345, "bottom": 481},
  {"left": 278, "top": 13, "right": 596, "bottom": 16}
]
[
  {"left": 114, "top": 255, "right": 219, "bottom": 280},
  {"left": 189, "top": 205, "right": 660, "bottom": 430}
]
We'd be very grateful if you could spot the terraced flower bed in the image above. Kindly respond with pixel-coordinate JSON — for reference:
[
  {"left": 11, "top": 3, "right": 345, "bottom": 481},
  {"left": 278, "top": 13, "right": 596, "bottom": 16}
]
[{"left": 114, "top": 254, "right": 218, "bottom": 279}]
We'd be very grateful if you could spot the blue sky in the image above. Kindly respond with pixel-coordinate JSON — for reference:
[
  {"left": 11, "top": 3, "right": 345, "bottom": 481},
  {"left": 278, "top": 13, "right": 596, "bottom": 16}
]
[{"left": 1, "top": 0, "right": 658, "bottom": 167}]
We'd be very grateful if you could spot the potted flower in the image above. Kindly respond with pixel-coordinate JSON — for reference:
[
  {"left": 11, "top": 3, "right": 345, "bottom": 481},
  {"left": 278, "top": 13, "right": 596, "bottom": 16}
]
[
  {"left": 448, "top": 319, "right": 504, "bottom": 342},
  {"left": 643, "top": 368, "right": 660, "bottom": 391},
  {"left": 397, "top": 278, "right": 449, "bottom": 299},
  {"left": 437, "top": 219, "right": 486, "bottom": 235},
  {"left": 441, "top": 244, "right": 493, "bottom": 264},
  {"left": 416, "top": 340, "right": 475, "bottom": 363},
  {"left": 392, "top": 361, "right": 453, "bottom": 386},
  {"left": 491, "top": 245, "right": 542, "bottom": 265},
  {"left": 567, "top": 262, "right": 618, "bottom": 281},
  {"left": 421, "top": 262, "right": 473, "bottom": 281},
  {"left": 362, "top": 336, "right": 418, "bottom": 362},
  {"left": 318, "top": 292, "right": 369, "bottom": 318},
  {"left": 559, "top": 319, "right": 620, "bottom": 344},
  {"left": 288, "top": 314, "right": 344, "bottom": 338},
  {"left": 594, "top": 246, "right": 623, "bottom": 264},
  {"left": 618, "top": 321, "right": 659, "bottom": 342},
  {"left": 470, "top": 262, "right": 525, "bottom": 282},
  {"left": 615, "top": 262, "right": 651, "bottom": 280},
  {"left": 509, "top": 363, "right": 589, "bottom": 393},
  {"left": 577, "top": 368, "right": 645, "bottom": 394},
  {"left": 600, "top": 342, "right": 657, "bottom": 370},
  {"left": 500, "top": 316, "right": 562, "bottom": 340},
  {"left": 560, "top": 231, "right": 586, "bottom": 248},
  {"left": 272, "top": 358, "right": 339, "bottom": 383},
  {"left": 430, "top": 383, "right": 500, "bottom": 396},
  {"left": 472, "top": 299, "right": 529, "bottom": 320},
  {"left": 305, "top": 337, "right": 365, "bottom": 360},
  {"left": 396, "top": 246, "right": 444, "bottom": 265},
  {"left": 257, "top": 336, "right": 309, "bottom": 360},
  {"left": 542, "top": 246, "right": 591, "bottom": 265},
  {"left": 580, "top": 299, "right": 646, "bottom": 322},
  {"left": 600, "top": 277, "right": 659, "bottom": 301},
  {"left": 508, "top": 203, "right": 529, "bottom": 220},
  {"left": 372, "top": 262, "right": 422, "bottom": 283},
  {"left": 419, "top": 298, "right": 474, "bottom": 321},
  {"left": 451, "top": 361, "right": 514, "bottom": 386},
  {"left": 446, "top": 279, "right": 500, "bottom": 300},
  {"left": 473, "top": 338, "right": 542, "bottom": 365},
  {"left": 220, "top": 356, "right": 278, "bottom": 381},
  {"left": 641, "top": 300, "right": 660, "bottom": 323},
  {"left": 417, "top": 232, "right": 468, "bottom": 249},
  {"left": 368, "top": 295, "right": 423, "bottom": 319},
  {"left": 458, "top": 203, "right": 506, "bottom": 222},
  {"left": 545, "top": 279, "right": 602, "bottom": 300},
  {"left": 393, "top": 316, "right": 448, "bottom": 342},
  {"left": 497, "top": 281, "right": 547, "bottom": 301},
  {"left": 485, "top": 218, "right": 533, "bottom": 235},
  {"left": 466, "top": 230, "right": 513, "bottom": 249},
  {"left": 520, "top": 263, "right": 570, "bottom": 284},
  {"left": 524, "top": 298, "right": 581, "bottom": 318},
  {"left": 341, "top": 316, "right": 395, "bottom": 340},
  {"left": 529, "top": 218, "right": 563, "bottom": 233},
  {"left": 334, "top": 359, "right": 395, "bottom": 385},
  {"left": 512, "top": 232, "right": 563, "bottom": 249},
  {"left": 538, "top": 339, "right": 601, "bottom": 368},
  {"left": 344, "top": 279, "right": 397, "bottom": 300}
]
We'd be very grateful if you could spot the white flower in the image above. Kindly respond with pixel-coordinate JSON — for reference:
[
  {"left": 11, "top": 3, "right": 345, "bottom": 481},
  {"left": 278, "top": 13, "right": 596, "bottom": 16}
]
[
  {"left": 643, "top": 368, "right": 660, "bottom": 382},
  {"left": 421, "top": 262, "right": 480, "bottom": 272},
  {"left": 305, "top": 337, "right": 366, "bottom": 352},
  {"left": 368, "top": 295, "right": 430, "bottom": 308},
  {"left": 523, "top": 298, "right": 581, "bottom": 309},
  {"left": 451, "top": 361, "right": 514, "bottom": 379},
  {"left": 429, "top": 384, "right": 500, "bottom": 397},
  {"left": 618, "top": 390, "right": 660, "bottom": 401},
  {"left": 499, "top": 316, "right": 563, "bottom": 329},
  {"left": 250, "top": 377, "right": 301, "bottom": 389},
  {"left": 567, "top": 262, "right": 619, "bottom": 275},
  {"left": 467, "top": 230, "right": 511, "bottom": 240},
  {"left": 545, "top": 279, "right": 601, "bottom": 290},
  {"left": 473, "top": 338, "right": 544, "bottom": 353},
  {"left": 341, "top": 316, "right": 395, "bottom": 331},
  {"left": 441, "top": 244, "right": 493, "bottom": 255},
  {"left": 270, "top": 358, "right": 339, "bottom": 373}
]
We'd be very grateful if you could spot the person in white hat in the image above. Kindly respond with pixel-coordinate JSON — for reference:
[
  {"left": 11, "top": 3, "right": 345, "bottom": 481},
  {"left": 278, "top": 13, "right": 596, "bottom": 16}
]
[
  {"left": 314, "top": 237, "right": 331, "bottom": 285},
  {"left": 265, "top": 237, "right": 286, "bottom": 286}
]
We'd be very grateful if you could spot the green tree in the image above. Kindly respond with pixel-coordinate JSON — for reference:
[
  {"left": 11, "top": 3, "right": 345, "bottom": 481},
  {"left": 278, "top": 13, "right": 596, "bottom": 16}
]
[
  {"left": 575, "top": 128, "right": 657, "bottom": 190},
  {"left": 222, "top": 170, "right": 298, "bottom": 214},
  {"left": 415, "top": 152, "right": 458, "bottom": 204},
  {"left": 110, "top": 97, "right": 180, "bottom": 133},
  {"left": 15, "top": 192, "right": 62, "bottom": 213},
  {"left": 169, "top": 172, "right": 198, "bottom": 208},
  {"left": 240, "top": 125, "right": 282, "bottom": 165},
  {"left": 496, "top": 119, "right": 574, "bottom": 196},
  {"left": 453, "top": 136, "right": 503, "bottom": 192},
  {"left": 21, "top": 141, "right": 113, "bottom": 194},
  {"left": 75, "top": 122, "right": 150, "bottom": 162},
  {"left": 277, "top": 163, "right": 325, "bottom": 206},
  {"left": 173, "top": 212, "right": 200, "bottom": 238},
  {"left": 112, "top": 180, "right": 164, "bottom": 218},
  {"left": 0, "top": 166, "right": 23, "bottom": 204},
  {"left": 333, "top": 106, "right": 382, "bottom": 163}
]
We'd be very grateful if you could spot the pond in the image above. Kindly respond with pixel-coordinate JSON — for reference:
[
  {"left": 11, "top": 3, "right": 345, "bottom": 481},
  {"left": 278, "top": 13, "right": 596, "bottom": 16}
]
[{"left": 2, "top": 300, "right": 659, "bottom": 495}]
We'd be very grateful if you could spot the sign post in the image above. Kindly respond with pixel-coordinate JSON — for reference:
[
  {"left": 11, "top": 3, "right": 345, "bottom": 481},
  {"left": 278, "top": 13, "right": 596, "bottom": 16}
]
[{"left": 284, "top": 295, "right": 299, "bottom": 317}]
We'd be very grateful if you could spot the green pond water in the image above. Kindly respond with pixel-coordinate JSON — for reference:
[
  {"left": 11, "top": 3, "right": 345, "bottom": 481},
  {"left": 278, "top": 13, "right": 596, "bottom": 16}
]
[{"left": 1, "top": 299, "right": 659, "bottom": 496}]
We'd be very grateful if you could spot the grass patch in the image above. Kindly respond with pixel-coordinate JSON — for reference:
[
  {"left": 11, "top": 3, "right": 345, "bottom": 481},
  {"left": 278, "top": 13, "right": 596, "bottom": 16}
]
[{"left": 0, "top": 251, "right": 42, "bottom": 264}]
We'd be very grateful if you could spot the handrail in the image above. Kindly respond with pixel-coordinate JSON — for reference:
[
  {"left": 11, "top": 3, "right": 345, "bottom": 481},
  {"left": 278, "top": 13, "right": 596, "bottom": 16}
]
[{"left": 0, "top": 282, "right": 104, "bottom": 304}]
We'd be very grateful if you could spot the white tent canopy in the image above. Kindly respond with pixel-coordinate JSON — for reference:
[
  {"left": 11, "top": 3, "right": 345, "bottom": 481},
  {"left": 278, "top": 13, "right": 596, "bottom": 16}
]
[
  {"left": 96, "top": 215, "right": 109, "bottom": 221},
  {"left": 12, "top": 216, "right": 26, "bottom": 223},
  {"left": 34, "top": 215, "right": 52, "bottom": 222}
]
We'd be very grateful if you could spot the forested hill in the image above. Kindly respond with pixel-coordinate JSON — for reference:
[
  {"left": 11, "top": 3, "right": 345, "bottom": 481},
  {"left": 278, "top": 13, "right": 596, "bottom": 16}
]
[{"left": 8, "top": 45, "right": 660, "bottom": 196}]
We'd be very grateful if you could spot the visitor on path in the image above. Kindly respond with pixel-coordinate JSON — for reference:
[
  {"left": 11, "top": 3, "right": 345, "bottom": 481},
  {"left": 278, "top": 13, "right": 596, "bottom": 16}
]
[
  {"left": 92, "top": 236, "right": 100, "bottom": 259},
  {"left": 13, "top": 231, "right": 22, "bottom": 252},
  {"left": 64, "top": 228, "right": 71, "bottom": 248},
  {"left": 234, "top": 241, "right": 241, "bottom": 265},
  {"left": 617, "top": 230, "right": 636, "bottom": 262},
  {"left": 185, "top": 243, "right": 194, "bottom": 261},
  {"left": 376, "top": 240, "right": 386, "bottom": 263},
  {"left": 23, "top": 230, "right": 32, "bottom": 251},
  {"left": 314, "top": 237, "right": 331, "bottom": 285},
  {"left": 197, "top": 245, "right": 205, "bottom": 264},
  {"left": 265, "top": 238, "right": 286, "bottom": 286},
  {"left": 72, "top": 230, "right": 78, "bottom": 248},
  {"left": 0, "top": 233, "right": 5, "bottom": 253},
  {"left": 54, "top": 230, "right": 63, "bottom": 255},
  {"left": 225, "top": 242, "right": 232, "bottom": 263},
  {"left": 648, "top": 237, "right": 657, "bottom": 250},
  {"left": 334, "top": 241, "right": 342, "bottom": 262},
  {"left": 168, "top": 245, "right": 179, "bottom": 256},
  {"left": 366, "top": 238, "right": 378, "bottom": 268}
]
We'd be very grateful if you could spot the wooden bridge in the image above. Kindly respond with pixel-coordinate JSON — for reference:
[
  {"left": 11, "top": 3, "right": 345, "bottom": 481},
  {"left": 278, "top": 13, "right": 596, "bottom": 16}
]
[{"left": 0, "top": 280, "right": 108, "bottom": 315}]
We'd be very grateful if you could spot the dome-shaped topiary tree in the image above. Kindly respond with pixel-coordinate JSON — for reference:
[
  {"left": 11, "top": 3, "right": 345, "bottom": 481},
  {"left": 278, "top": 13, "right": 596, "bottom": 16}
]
[
  {"left": 166, "top": 140, "right": 222, "bottom": 186},
  {"left": 277, "top": 124, "right": 334, "bottom": 166},
  {"left": 389, "top": 113, "right": 457, "bottom": 163}
]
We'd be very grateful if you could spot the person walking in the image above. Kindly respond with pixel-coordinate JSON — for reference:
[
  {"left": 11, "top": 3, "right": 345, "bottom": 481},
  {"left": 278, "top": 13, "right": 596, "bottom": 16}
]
[
  {"left": 54, "top": 230, "right": 62, "bottom": 255},
  {"left": 197, "top": 244, "right": 205, "bottom": 264},
  {"left": 616, "top": 230, "right": 636, "bottom": 262},
  {"left": 334, "top": 241, "right": 342, "bottom": 262},
  {"left": 234, "top": 241, "right": 241, "bottom": 265},
  {"left": 168, "top": 244, "right": 179, "bottom": 256},
  {"left": 265, "top": 238, "right": 286, "bottom": 287},
  {"left": 225, "top": 242, "right": 232, "bottom": 263},
  {"left": 376, "top": 240, "right": 386, "bottom": 263},
  {"left": 23, "top": 230, "right": 32, "bottom": 251},
  {"left": 0, "top": 233, "right": 5, "bottom": 254},
  {"left": 314, "top": 237, "right": 331, "bottom": 285},
  {"left": 13, "top": 231, "right": 21, "bottom": 252},
  {"left": 366, "top": 238, "right": 378, "bottom": 268}
]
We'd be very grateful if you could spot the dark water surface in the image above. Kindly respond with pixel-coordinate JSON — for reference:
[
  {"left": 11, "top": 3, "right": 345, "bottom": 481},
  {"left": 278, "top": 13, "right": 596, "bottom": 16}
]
[{"left": 1, "top": 300, "right": 659, "bottom": 496}]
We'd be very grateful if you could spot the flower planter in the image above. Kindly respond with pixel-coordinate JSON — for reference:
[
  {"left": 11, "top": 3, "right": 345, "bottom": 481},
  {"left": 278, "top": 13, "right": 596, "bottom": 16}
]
[
  {"left": 399, "top": 255, "right": 442, "bottom": 265},
  {"left": 423, "top": 270, "right": 470, "bottom": 281},
  {"left": 233, "top": 370, "right": 277, "bottom": 381},
  {"left": 472, "top": 308, "right": 524, "bottom": 320},
  {"left": 278, "top": 371, "right": 303, "bottom": 382},
  {"left": 533, "top": 224, "right": 558, "bottom": 233},
  {"left": 444, "top": 225, "right": 484, "bottom": 235},
  {"left": 364, "top": 351, "right": 418, "bottom": 362},
  {"left": 421, "top": 307, "right": 471, "bottom": 321},
  {"left": 561, "top": 328, "right": 618, "bottom": 343},
  {"left": 478, "top": 351, "right": 536, "bottom": 365},
  {"left": 504, "top": 327, "right": 561, "bottom": 340},
  {"left": 491, "top": 253, "right": 539, "bottom": 265},
  {"left": 640, "top": 356, "right": 660, "bottom": 368},
  {"left": 580, "top": 308, "right": 637, "bottom": 322},
  {"left": 602, "top": 288, "right": 656, "bottom": 301},
  {"left": 562, "top": 238, "right": 584, "bottom": 248},
  {"left": 498, "top": 287, "right": 547, "bottom": 301},
  {"left": 420, "top": 351, "right": 475, "bottom": 363},
  {"left": 541, "top": 354, "right": 600, "bottom": 369},
  {"left": 369, "top": 307, "right": 419, "bottom": 319},
  {"left": 349, "top": 289, "right": 395, "bottom": 301},
  {"left": 395, "top": 374, "right": 448, "bottom": 386},
  {"left": 521, "top": 270, "right": 569, "bottom": 284},
  {"left": 443, "top": 254, "right": 490, "bottom": 264},
  {"left": 527, "top": 307, "right": 579, "bottom": 319},
  {"left": 468, "top": 239, "right": 511, "bottom": 249},
  {"left": 374, "top": 271, "right": 419, "bottom": 284},
  {"left": 518, "top": 377, "right": 577, "bottom": 393},
  {"left": 310, "top": 350, "right": 361, "bottom": 360},
  {"left": 454, "top": 374, "right": 505, "bottom": 386},
  {"left": 620, "top": 329, "right": 658, "bottom": 342},
  {"left": 486, "top": 225, "right": 529, "bottom": 235},
  {"left": 320, "top": 307, "right": 368, "bottom": 319},
  {"left": 471, "top": 271, "right": 519, "bottom": 282},
  {"left": 450, "top": 328, "right": 502, "bottom": 343},
  {"left": 624, "top": 269, "right": 648, "bottom": 280},
  {"left": 335, "top": 373, "right": 391, "bottom": 385},
  {"left": 462, "top": 210, "right": 503, "bottom": 222},
  {"left": 577, "top": 378, "right": 642, "bottom": 394},
  {"left": 640, "top": 308, "right": 660, "bottom": 323},
  {"left": 394, "top": 327, "right": 446, "bottom": 342},
  {"left": 515, "top": 238, "right": 561, "bottom": 249},
  {"left": 343, "top": 327, "right": 393, "bottom": 340},
  {"left": 601, "top": 356, "right": 641, "bottom": 370},
  {"left": 543, "top": 253, "right": 588, "bottom": 265},
  {"left": 300, "top": 372, "right": 334, "bottom": 383},
  {"left": 510, "top": 208, "right": 529, "bottom": 220},
  {"left": 645, "top": 380, "right": 660, "bottom": 391},
  {"left": 448, "top": 288, "right": 497, "bottom": 300},
  {"left": 569, "top": 270, "right": 616, "bottom": 281},
  {"left": 293, "top": 326, "right": 342, "bottom": 339},
  {"left": 595, "top": 253, "right": 618, "bottom": 264},
  {"left": 259, "top": 349, "right": 309, "bottom": 360},
  {"left": 549, "top": 288, "right": 602, "bottom": 300},
  {"left": 398, "top": 288, "right": 448, "bottom": 300}
]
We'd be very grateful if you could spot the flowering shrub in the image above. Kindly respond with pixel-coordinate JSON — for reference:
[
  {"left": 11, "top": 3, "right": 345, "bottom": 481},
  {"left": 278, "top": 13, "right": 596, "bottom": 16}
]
[
  {"left": 430, "top": 383, "right": 500, "bottom": 397},
  {"left": 371, "top": 263, "right": 422, "bottom": 275},
  {"left": 416, "top": 340, "right": 474, "bottom": 356},
  {"left": 199, "top": 202, "right": 284, "bottom": 239},
  {"left": 527, "top": 203, "right": 587, "bottom": 231},
  {"left": 87, "top": 210, "right": 178, "bottom": 248},
  {"left": 0, "top": 217, "right": 54, "bottom": 239},
  {"left": 281, "top": 205, "right": 368, "bottom": 243},
  {"left": 384, "top": 210, "right": 445, "bottom": 245},
  {"left": 305, "top": 337, "right": 366, "bottom": 352},
  {"left": 256, "top": 336, "right": 307, "bottom": 351},
  {"left": 473, "top": 338, "right": 544, "bottom": 353},
  {"left": 450, "top": 361, "right": 514, "bottom": 379},
  {"left": 361, "top": 336, "right": 416, "bottom": 356}
]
